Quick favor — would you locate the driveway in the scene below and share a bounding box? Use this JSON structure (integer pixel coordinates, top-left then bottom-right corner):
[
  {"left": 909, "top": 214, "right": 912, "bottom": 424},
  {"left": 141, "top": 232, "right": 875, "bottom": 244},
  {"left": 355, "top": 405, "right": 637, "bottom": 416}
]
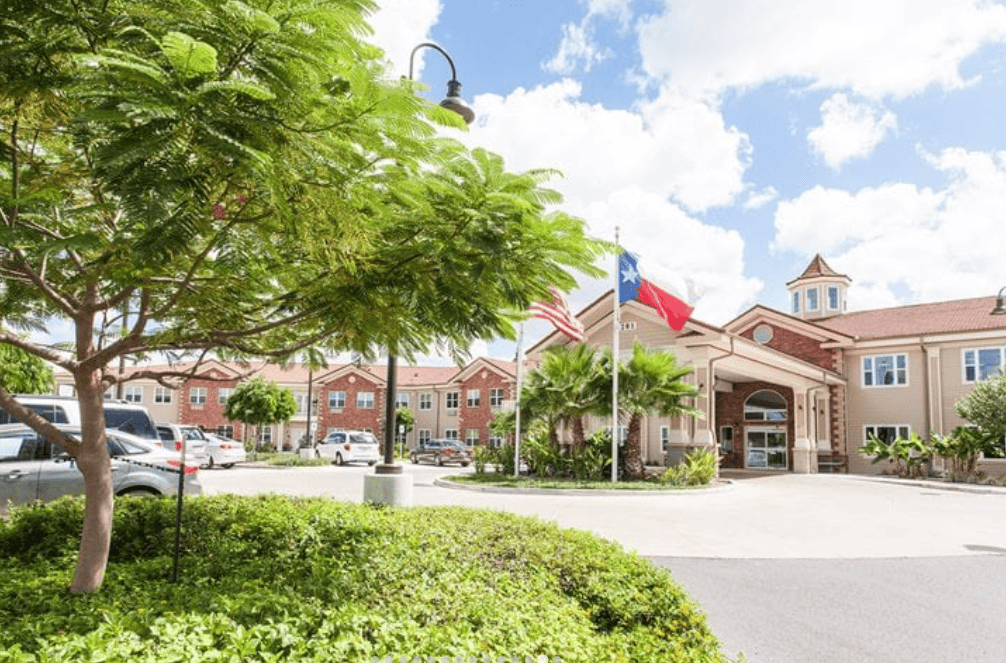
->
[{"left": 200, "top": 467, "right": 1006, "bottom": 662}]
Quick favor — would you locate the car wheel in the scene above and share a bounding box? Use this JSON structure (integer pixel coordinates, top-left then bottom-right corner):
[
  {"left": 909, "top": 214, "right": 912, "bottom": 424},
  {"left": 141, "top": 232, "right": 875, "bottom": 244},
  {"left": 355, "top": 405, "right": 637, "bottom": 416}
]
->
[
  {"left": 335, "top": 452, "right": 345, "bottom": 466},
  {"left": 221, "top": 463, "right": 235, "bottom": 469},
  {"left": 118, "top": 487, "right": 159, "bottom": 497},
  {"left": 207, "top": 456, "right": 215, "bottom": 469},
  {"left": 436, "top": 454, "right": 443, "bottom": 466},
  {"left": 368, "top": 460, "right": 377, "bottom": 466},
  {"left": 461, "top": 462, "right": 470, "bottom": 467},
  {"left": 410, "top": 453, "right": 418, "bottom": 464}
]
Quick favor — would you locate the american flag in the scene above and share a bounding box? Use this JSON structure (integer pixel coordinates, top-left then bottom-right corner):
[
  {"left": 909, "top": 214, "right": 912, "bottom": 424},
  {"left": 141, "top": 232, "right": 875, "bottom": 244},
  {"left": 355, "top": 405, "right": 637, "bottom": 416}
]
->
[{"left": 529, "top": 287, "right": 585, "bottom": 341}]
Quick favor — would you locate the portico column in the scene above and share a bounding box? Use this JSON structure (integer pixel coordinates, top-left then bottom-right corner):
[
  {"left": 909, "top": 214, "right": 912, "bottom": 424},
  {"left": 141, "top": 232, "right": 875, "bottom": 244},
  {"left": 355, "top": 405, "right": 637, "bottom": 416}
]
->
[{"left": 792, "top": 389, "right": 815, "bottom": 473}]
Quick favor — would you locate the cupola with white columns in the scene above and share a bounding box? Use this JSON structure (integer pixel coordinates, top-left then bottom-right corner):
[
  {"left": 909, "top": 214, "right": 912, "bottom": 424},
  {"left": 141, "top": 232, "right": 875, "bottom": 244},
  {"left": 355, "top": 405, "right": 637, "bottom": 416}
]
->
[{"left": 786, "top": 254, "right": 850, "bottom": 321}]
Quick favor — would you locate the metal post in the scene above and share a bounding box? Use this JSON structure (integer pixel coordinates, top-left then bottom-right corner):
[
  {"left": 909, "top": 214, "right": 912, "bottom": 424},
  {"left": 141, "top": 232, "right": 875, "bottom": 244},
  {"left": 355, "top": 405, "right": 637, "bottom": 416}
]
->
[{"left": 375, "top": 353, "right": 401, "bottom": 474}]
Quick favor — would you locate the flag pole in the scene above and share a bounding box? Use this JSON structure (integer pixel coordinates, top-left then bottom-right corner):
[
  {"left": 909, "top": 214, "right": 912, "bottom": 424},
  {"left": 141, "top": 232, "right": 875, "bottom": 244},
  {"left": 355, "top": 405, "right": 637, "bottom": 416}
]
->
[
  {"left": 514, "top": 322, "right": 524, "bottom": 477},
  {"left": 612, "top": 227, "right": 620, "bottom": 482}
]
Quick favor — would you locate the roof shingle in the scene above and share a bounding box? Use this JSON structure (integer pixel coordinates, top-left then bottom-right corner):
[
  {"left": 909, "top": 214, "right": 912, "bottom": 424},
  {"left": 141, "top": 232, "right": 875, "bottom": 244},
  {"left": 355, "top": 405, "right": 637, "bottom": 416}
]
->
[{"left": 815, "top": 296, "right": 1006, "bottom": 340}]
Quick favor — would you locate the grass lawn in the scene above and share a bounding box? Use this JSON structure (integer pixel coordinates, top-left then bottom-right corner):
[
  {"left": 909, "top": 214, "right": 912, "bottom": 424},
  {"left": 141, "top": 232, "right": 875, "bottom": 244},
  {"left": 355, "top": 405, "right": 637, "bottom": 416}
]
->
[
  {"left": 0, "top": 495, "right": 730, "bottom": 662},
  {"left": 447, "top": 471, "right": 718, "bottom": 491}
]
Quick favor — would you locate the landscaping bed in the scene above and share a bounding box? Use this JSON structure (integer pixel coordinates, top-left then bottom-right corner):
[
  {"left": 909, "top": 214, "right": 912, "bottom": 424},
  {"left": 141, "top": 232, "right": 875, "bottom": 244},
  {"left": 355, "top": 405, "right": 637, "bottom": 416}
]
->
[
  {"left": 0, "top": 495, "right": 729, "bottom": 662},
  {"left": 446, "top": 472, "right": 727, "bottom": 492}
]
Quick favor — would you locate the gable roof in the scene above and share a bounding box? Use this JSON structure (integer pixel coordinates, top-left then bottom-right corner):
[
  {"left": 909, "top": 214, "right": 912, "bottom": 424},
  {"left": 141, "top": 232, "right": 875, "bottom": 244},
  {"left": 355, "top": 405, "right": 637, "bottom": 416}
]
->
[
  {"left": 814, "top": 296, "right": 1006, "bottom": 340},
  {"left": 726, "top": 304, "right": 855, "bottom": 344}
]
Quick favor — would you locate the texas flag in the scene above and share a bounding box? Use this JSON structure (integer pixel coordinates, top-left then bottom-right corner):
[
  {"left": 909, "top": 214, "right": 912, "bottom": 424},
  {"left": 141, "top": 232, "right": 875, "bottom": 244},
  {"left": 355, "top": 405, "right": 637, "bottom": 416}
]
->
[{"left": 618, "top": 252, "right": 693, "bottom": 331}]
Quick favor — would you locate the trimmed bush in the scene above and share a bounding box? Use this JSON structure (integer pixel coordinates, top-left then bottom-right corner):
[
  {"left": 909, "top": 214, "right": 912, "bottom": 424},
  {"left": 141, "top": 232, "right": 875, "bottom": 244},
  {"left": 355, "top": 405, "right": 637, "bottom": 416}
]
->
[{"left": 0, "top": 495, "right": 729, "bottom": 662}]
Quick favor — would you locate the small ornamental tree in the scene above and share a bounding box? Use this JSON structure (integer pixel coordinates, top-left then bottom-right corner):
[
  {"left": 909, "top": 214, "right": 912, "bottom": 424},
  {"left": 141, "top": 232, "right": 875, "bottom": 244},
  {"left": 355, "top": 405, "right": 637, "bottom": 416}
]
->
[
  {"left": 955, "top": 372, "right": 1006, "bottom": 442},
  {"left": 395, "top": 406, "right": 414, "bottom": 455},
  {"left": 0, "top": 343, "right": 54, "bottom": 394},
  {"left": 224, "top": 378, "right": 298, "bottom": 451}
]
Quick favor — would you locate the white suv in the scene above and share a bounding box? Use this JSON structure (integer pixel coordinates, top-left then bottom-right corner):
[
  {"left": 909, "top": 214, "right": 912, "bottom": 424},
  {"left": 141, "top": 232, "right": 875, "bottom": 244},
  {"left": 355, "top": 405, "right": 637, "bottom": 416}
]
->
[
  {"left": 155, "top": 424, "right": 212, "bottom": 468},
  {"left": 0, "top": 395, "right": 160, "bottom": 443},
  {"left": 315, "top": 430, "right": 380, "bottom": 466}
]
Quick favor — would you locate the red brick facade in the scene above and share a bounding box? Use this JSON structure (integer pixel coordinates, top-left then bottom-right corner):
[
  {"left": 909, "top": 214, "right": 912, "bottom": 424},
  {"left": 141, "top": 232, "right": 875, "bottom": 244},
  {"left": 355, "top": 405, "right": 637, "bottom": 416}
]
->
[
  {"left": 457, "top": 368, "right": 510, "bottom": 446},
  {"left": 316, "top": 373, "right": 385, "bottom": 436},
  {"left": 740, "top": 324, "right": 835, "bottom": 371},
  {"left": 716, "top": 381, "right": 795, "bottom": 470},
  {"left": 178, "top": 373, "right": 248, "bottom": 440}
]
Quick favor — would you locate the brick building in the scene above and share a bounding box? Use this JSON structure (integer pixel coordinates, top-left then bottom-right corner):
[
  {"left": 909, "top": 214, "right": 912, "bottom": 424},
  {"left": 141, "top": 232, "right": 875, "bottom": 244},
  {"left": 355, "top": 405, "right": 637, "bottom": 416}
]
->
[{"left": 530, "top": 255, "right": 1006, "bottom": 475}]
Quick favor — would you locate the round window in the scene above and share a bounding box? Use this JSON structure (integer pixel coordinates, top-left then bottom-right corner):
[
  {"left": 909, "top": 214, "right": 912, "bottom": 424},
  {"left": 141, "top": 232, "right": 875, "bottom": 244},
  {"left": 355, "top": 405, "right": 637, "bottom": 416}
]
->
[{"left": 753, "top": 324, "right": 773, "bottom": 345}]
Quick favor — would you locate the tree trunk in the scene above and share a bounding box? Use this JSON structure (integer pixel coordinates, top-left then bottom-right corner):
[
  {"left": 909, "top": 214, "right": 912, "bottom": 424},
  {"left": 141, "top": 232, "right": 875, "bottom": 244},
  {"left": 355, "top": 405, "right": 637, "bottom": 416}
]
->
[
  {"left": 572, "top": 417, "right": 586, "bottom": 453},
  {"left": 625, "top": 415, "right": 644, "bottom": 480},
  {"left": 70, "top": 373, "right": 114, "bottom": 594}
]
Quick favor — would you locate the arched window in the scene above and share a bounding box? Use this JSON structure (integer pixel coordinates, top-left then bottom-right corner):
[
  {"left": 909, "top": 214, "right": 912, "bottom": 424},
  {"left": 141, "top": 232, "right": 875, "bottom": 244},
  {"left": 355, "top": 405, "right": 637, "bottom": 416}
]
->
[{"left": 744, "top": 390, "right": 787, "bottom": 421}]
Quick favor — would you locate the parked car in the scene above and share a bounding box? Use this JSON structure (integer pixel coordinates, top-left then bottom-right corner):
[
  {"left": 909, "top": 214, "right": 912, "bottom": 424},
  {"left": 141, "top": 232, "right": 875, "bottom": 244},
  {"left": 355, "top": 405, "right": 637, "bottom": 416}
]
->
[
  {"left": 410, "top": 439, "right": 472, "bottom": 466},
  {"left": 155, "top": 423, "right": 211, "bottom": 468},
  {"left": 204, "top": 433, "right": 247, "bottom": 469},
  {"left": 0, "top": 395, "right": 160, "bottom": 443},
  {"left": 315, "top": 430, "right": 380, "bottom": 466},
  {"left": 0, "top": 423, "right": 202, "bottom": 507}
]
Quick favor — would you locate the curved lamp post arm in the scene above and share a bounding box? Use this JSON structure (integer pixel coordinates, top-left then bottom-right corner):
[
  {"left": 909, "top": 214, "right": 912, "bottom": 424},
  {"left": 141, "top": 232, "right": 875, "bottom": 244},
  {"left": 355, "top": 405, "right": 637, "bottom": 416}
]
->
[{"left": 407, "top": 42, "right": 475, "bottom": 125}]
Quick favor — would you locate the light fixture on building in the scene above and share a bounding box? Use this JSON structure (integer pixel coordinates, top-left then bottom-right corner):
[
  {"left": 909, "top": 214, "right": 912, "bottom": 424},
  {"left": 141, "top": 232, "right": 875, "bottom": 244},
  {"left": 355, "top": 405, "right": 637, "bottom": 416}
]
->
[{"left": 992, "top": 286, "right": 1006, "bottom": 315}]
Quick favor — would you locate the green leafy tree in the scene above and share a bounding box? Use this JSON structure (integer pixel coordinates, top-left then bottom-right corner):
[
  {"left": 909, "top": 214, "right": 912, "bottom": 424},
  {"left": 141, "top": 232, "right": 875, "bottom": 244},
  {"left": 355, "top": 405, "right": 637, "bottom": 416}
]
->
[
  {"left": 0, "top": 0, "right": 604, "bottom": 593},
  {"left": 224, "top": 377, "right": 297, "bottom": 451},
  {"left": 955, "top": 372, "right": 1006, "bottom": 442},
  {"left": 395, "top": 406, "right": 414, "bottom": 456},
  {"left": 520, "top": 343, "right": 600, "bottom": 451},
  {"left": 0, "top": 343, "right": 53, "bottom": 393},
  {"left": 594, "top": 341, "right": 703, "bottom": 480}
]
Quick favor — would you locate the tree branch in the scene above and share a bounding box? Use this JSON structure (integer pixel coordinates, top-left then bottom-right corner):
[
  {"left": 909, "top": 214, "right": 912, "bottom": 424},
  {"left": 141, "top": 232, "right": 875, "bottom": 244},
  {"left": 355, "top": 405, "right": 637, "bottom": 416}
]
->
[{"left": 0, "top": 332, "right": 76, "bottom": 371}]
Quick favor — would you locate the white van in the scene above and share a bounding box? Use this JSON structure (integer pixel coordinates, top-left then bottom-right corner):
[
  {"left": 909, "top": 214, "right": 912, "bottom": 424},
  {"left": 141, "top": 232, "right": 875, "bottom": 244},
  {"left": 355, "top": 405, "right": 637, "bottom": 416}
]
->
[{"left": 0, "top": 395, "right": 161, "bottom": 444}]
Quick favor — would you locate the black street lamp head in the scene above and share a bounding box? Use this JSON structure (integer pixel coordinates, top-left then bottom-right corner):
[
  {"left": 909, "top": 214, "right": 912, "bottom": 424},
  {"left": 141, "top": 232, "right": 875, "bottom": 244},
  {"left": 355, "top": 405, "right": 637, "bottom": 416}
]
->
[
  {"left": 440, "top": 79, "right": 475, "bottom": 124},
  {"left": 408, "top": 42, "right": 475, "bottom": 125},
  {"left": 992, "top": 286, "right": 1006, "bottom": 315}
]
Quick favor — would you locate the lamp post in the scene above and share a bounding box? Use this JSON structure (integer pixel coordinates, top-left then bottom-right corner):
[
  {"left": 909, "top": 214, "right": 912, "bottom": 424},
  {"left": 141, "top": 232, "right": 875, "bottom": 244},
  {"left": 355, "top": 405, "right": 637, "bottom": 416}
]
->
[
  {"left": 991, "top": 287, "right": 1006, "bottom": 315},
  {"left": 366, "top": 43, "right": 475, "bottom": 498}
]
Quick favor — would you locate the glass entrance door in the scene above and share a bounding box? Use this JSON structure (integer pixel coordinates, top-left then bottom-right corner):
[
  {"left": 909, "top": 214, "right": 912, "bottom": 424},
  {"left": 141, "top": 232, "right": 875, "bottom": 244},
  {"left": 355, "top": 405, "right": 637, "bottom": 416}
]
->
[{"left": 745, "top": 427, "right": 787, "bottom": 470}]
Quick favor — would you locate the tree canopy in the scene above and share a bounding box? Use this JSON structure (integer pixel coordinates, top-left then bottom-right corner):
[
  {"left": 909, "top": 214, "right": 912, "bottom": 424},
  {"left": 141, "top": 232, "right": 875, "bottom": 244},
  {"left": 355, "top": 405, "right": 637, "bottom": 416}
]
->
[
  {"left": 0, "top": 0, "right": 605, "bottom": 593},
  {"left": 223, "top": 377, "right": 298, "bottom": 447},
  {"left": 955, "top": 373, "right": 1006, "bottom": 441},
  {"left": 0, "top": 342, "right": 54, "bottom": 393}
]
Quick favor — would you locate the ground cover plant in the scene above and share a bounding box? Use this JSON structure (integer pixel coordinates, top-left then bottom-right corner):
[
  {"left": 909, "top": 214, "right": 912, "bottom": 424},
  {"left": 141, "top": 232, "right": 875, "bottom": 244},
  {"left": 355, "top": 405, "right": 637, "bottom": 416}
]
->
[
  {"left": 449, "top": 472, "right": 716, "bottom": 491},
  {"left": 0, "top": 495, "right": 729, "bottom": 662}
]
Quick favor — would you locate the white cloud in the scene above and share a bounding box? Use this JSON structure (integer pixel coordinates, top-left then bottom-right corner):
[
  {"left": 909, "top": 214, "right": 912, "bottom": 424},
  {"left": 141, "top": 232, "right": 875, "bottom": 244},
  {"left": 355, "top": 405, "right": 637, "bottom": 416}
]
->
[
  {"left": 636, "top": 0, "right": 1006, "bottom": 99},
  {"left": 544, "top": 22, "right": 612, "bottom": 74},
  {"left": 808, "top": 94, "right": 897, "bottom": 170},
  {"left": 364, "top": 0, "right": 442, "bottom": 76},
  {"left": 772, "top": 147, "right": 1006, "bottom": 309},
  {"left": 743, "top": 186, "right": 778, "bottom": 210}
]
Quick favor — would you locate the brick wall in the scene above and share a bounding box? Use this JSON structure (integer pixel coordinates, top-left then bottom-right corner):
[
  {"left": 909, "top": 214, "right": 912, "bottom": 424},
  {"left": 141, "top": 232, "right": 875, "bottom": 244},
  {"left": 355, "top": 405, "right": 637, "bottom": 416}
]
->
[
  {"left": 715, "top": 381, "right": 795, "bottom": 470},
  {"left": 315, "top": 373, "right": 383, "bottom": 435},
  {"left": 178, "top": 375, "right": 245, "bottom": 438},
  {"left": 741, "top": 324, "right": 835, "bottom": 371},
  {"left": 458, "top": 369, "right": 510, "bottom": 447}
]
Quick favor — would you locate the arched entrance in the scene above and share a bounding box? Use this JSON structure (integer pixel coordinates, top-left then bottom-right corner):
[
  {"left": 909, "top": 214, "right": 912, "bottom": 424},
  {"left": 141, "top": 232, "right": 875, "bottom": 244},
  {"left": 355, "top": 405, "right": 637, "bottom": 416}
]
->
[{"left": 744, "top": 390, "right": 787, "bottom": 470}]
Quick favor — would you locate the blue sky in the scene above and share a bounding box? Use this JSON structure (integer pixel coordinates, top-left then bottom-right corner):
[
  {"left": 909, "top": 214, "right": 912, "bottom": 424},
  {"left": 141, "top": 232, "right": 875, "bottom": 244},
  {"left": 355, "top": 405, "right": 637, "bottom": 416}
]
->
[{"left": 365, "top": 0, "right": 1006, "bottom": 360}]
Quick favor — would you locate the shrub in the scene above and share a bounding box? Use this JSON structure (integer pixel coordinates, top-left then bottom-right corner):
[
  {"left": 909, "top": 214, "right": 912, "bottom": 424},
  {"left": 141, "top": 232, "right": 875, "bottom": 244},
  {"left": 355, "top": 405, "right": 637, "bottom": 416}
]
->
[
  {"left": 858, "top": 432, "right": 931, "bottom": 478},
  {"left": 931, "top": 426, "right": 1003, "bottom": 481},
  {"left": 661, "top": 448, "right": 718, "bottom": 486},
  {"left": 473, "top": 445, "right": 489, "bottom": 474},
  {"left": 0, "top": 495, "right": 729, "bottom": 662}
]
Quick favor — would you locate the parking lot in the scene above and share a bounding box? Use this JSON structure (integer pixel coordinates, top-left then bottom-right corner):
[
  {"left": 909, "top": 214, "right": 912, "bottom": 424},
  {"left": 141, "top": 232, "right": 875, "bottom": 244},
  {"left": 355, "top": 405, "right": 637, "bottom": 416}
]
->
[{"left": 200, "top": 465, "right": 1006, "bottom": 663}]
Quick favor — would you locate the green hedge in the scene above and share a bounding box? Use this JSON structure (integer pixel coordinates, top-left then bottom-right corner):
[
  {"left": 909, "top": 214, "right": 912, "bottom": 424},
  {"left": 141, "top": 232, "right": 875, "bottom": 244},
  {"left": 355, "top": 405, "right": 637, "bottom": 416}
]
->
[{"left": 0, "top": 495, "right": 728, "bottom": 662}]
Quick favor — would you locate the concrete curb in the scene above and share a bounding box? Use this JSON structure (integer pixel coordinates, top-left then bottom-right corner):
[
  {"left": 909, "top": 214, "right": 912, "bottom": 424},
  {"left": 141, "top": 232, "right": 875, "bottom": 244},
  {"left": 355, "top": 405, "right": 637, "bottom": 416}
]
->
[
  {"left": 848, "top": 474, "right": 1006, "bottom": 496},
  {"left": 434, "top": 476, "right": 734, "bottom": 496}
]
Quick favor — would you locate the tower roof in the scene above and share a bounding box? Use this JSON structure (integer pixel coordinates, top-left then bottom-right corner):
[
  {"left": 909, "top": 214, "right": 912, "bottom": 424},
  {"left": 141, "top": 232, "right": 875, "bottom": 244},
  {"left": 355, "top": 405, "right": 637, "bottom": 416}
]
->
[{"left": 786, "top": 254, "right": 849, "bottom": 285}]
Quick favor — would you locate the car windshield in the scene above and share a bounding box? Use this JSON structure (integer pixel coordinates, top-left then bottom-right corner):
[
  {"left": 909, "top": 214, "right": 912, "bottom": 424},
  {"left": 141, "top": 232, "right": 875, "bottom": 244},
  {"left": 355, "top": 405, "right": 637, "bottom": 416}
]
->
[
  {"left": 105, "top": 408, "right": 158, "bottom": 440},
  {"left": 182, "top": 428, "right": 206, "bottom": 440},
  {"left": 349, "top": 433, "right": 378, "bottom": 445}
]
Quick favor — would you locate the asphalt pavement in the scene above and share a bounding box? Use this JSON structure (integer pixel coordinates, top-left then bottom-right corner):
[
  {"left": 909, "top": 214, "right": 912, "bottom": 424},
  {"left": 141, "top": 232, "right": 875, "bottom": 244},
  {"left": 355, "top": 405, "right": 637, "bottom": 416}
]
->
[{"left": 199, "top": 464, "right": 1006, "bottom": 663}]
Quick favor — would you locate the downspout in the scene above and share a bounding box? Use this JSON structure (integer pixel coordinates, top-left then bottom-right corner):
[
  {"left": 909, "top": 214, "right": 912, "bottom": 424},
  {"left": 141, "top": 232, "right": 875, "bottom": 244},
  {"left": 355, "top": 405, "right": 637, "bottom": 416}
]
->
[{"left": 920, "top": 336, "right": 935, "bottom": 474}]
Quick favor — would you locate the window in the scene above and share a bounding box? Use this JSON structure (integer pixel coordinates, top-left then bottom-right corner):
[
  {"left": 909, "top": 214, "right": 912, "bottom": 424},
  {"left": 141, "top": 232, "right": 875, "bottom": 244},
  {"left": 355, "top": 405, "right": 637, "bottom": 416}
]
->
[
  {"left": 295, "top": 393, "right": 308, "bottom": 415},
  {"left": 155, "top": 386, "right": 172, "bottom": 404},
  {"left": 395, "top": 393, "right": 409, "bottom": 409},
  {"left": 792, "top": 291, "right": 800, "bottom": 314},
  {"left": 720, "top": 426, "right": 734, "bottom": 453},
  {"left": 218, "top": 388, "right": 233, "bottom": 405},
  {"left": 124, "top": 386, "right": 143, "bottom": 403},
  {"left": 189, "top": 387, "right": 207, "bottom": 405},
  {"left": 446, "top": 392, "right": 459, "bottom": 410},
  {"left": 489, "top": 435, "right": 503, "bottom": 448},
  {"left": 57, "top": 384, "right": 75, "bottom": 397},
  {"left": 828, "top": 286, "right": 839, "bottom": 310},
  {"left": 660, "top": 426, "right": 670, "bottom": 453},
  {"left": 444, "top": 429, "right": 458, "bottom": 441},
  {"left": 863, "top": 354, "right": 907, "bottom": 387},
  {"left": 744, "top": 390, "right": 787, "bottom": 421},
  {"left": 419, "top": 393, "right": 432, "bottom": 411},
  {"left": 963, "top": 347, "right": 1005, "bottom": 383},
  {"left": 864, "top": 425, "right": 910, "bottom": 444},
  {"left": 467, "top": 389, "right": 480, "bottom": 408},
  {"left": 418, "top": 429, "right": 431, "bottom": 444},
  {"left": 465, "top": 429, "right": 479, "bottom": 447},
  {"left": 356, "top": 391, "right": 374, "bottom": 409},
  {"left": 806, "top": 287, "right": 818, "bottom": 311},
  {"left": 490, "top": 388, "right": 505, "bottom": 408},
  {"left": 261, "top": 426, "right": 272, "bottom": 445},
  {"left": 329, "top": 390, "right": 346, "bottom": 409},
  {"left": 216, "top": 425, "right": 234, "bottom": 438}
]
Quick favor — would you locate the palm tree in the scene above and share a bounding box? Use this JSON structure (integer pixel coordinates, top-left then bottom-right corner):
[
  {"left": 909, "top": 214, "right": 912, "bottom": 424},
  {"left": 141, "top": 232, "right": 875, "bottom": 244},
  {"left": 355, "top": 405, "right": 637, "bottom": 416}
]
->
[
  {"left": 595, "top": 341, "right": 702, "bottom": 479},
  {"left": 520, "top": 343, "right": 600, "bottom": 451}
]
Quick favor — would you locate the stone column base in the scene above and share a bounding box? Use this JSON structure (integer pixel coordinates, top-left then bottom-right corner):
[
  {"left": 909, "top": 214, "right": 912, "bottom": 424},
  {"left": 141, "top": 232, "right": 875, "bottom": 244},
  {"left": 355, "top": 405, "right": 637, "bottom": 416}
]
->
[{"left": 363, "top": 473, "right": 414, "bottom": 506}]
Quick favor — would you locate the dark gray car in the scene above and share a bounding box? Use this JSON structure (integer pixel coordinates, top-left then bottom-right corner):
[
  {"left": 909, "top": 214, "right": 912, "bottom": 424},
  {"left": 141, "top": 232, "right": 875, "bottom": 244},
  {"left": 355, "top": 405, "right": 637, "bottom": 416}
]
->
[{"left": 410, "top": 439, "right": 472, "bottom": 466}]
